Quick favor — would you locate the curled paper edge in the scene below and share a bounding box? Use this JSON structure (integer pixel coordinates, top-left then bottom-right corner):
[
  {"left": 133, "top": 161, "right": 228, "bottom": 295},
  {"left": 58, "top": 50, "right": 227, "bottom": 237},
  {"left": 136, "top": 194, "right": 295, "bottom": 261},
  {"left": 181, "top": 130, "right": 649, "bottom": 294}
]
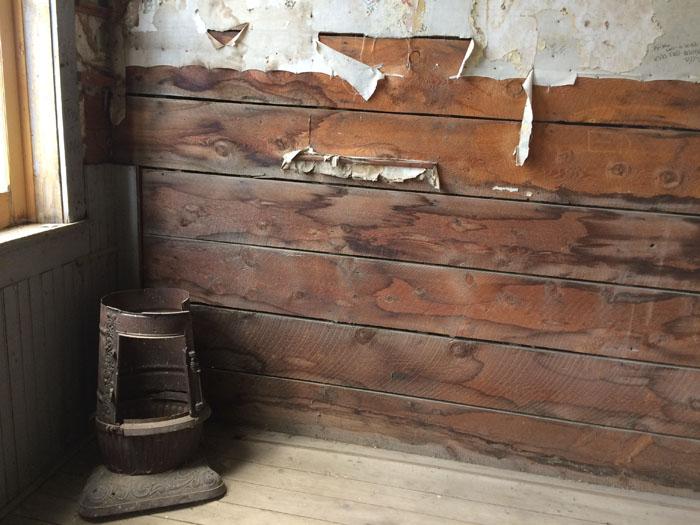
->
[
  {"left": 514, "top": 69, "right": 534, "bottom": 167},
  {"left": 449, "top": 39, "right": 476, "bottom": 79},
  {"left": 314, "top": 40, "right": 385, "bottom": 101}
]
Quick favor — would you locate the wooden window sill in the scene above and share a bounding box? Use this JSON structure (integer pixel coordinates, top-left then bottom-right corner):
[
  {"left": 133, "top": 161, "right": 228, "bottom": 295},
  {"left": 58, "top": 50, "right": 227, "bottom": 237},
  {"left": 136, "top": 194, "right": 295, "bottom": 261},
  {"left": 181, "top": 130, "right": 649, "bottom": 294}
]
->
[{"left": 0, "top": 221, "right": 90, "bottom": 287}]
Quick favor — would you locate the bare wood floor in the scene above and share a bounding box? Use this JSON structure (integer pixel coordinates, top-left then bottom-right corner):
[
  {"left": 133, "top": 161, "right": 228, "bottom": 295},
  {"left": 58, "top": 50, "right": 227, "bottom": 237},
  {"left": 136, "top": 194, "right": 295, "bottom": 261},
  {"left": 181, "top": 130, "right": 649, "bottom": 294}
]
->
[{"left": 2, "top": 425, "right": 699, "bottom": 525}]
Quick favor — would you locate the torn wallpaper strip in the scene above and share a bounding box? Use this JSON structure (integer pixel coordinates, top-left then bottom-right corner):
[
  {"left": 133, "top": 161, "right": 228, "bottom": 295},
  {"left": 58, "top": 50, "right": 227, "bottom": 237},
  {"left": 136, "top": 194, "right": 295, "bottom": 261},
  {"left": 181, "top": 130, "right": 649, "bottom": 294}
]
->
[
  {"left": 514, "top": 70, "right": 534, "bottom": 167},
  {"left": 450, "top": 39, "right": 476, "bottom": 80},
  {"left": 282, "top": 147, "right": 440, "bottom": 189},
  {"left": 314, "top": 41, "right": 384, "bottom": 101}
]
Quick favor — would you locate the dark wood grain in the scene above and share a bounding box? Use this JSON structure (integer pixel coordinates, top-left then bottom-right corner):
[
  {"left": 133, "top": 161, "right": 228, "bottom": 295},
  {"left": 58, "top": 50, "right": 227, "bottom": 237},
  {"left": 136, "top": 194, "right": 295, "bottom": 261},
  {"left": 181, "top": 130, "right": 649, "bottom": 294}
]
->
[
  {"left": 204, "top": 370, "right": 700, "bottom": 494},
  {"left": 126, "top": 36, "right": 700, "bottom": 130},
  {"left": 81, "top": 87, "right": 112, "bottom": 165},
  {"left": 144, "top": 236, "right": 700, "bottom": 367},
  {"left": 143, "top": 170, "right": 700, "bottom": 291},
  {"left": 193, "top": 305, "right": 700, "bottom": 438},
  {"left": 114, "top": 97, "right": 700, "bottom": 213}
]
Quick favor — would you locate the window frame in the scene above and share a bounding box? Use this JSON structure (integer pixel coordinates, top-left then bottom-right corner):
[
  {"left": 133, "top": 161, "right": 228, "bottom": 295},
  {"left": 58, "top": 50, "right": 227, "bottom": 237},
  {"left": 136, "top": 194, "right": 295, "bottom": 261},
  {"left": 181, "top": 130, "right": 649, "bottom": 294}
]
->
[
  {"left": 0, "top": 0, "right": 32, "bottom": 229},
  {"left": 1, "top": 0, "right": 84, "bottom": 232}
]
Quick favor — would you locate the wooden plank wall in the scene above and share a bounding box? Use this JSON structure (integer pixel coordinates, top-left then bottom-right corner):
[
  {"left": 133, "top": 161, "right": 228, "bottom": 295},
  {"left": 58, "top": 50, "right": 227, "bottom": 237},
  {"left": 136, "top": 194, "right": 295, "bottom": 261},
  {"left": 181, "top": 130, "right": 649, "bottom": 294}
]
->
[
  {"left": 114, "top": 35, "right": 700, "bottom": 495},
  {"left": 0, "top": 167, "right": 138, "bottom": 513}
]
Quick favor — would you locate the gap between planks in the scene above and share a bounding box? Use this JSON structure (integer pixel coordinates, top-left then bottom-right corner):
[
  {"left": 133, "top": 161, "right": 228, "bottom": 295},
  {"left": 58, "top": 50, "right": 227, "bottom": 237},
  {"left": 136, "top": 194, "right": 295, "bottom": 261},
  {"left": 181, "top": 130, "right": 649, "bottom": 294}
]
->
[
  {"left": 136, "top": 164, "right": 700, "bottom": 220},
  {"left": 144, "top": 229, "right": 700, "bottom": 298},
  {"left": 191, "top": 302, "right": 700, "bottom": 373}
]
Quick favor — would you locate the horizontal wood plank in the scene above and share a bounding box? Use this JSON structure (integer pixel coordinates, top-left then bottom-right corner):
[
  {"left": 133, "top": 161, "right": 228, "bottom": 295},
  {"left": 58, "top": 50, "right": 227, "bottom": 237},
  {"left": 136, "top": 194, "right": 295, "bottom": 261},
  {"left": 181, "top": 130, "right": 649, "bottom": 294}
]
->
[
  {"left": 144, "top": 236, "right": 700, "bottom": 367},
  {"left": 204, "top": 370, "right": 700, "bottom": 494},
  {"left": 143, "top": 169, "right": 700, "bottom": 291},
  {"left": 126, "top": 36, "right": 700, "bottom": 130},
  {"left": 115, "top": 97, "right": 700, "bottom": 213},
  {"left": 193, "top": 305, "right": 700, "bottom": 438}
]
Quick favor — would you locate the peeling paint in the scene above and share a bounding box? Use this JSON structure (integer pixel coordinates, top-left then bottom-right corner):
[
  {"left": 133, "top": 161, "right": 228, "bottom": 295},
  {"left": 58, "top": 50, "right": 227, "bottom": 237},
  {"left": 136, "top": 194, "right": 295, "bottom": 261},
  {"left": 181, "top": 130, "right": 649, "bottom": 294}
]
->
[
  {"left": 76, "top": 1, "right": 132, "bottom": 126},
  {"left": 492, "top": 185, "right": 520, "bottom": 193},
  {"left": 282, "top": 147, "right": 440, "bottom": 189},
  {"left": 75, "top": 12, "right": 110, "bottom": 73}
]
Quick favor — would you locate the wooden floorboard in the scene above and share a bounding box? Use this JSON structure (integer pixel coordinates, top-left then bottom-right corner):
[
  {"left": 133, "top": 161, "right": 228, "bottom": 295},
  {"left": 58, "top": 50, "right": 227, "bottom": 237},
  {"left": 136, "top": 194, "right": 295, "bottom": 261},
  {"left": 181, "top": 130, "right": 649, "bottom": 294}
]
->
[
  {"left": 205, "top": 431, "right": 700, "bottom": 525},
  {"left": 2, "top": 425, "right": 699, "bottom": 525}
]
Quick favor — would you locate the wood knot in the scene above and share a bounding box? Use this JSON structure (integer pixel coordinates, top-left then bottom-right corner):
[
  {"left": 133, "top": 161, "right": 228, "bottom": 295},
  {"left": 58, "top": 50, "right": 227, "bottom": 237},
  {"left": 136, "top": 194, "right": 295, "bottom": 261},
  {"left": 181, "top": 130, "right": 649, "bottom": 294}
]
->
[
  {"left": 449, "top": 341, "right": 476, "bottom": 358},
  {"left": 213, "top": 140, "right": 232, "bottom": 157},
  {"left": 179, "top": 204, "right": 206, "bottom": 226},
  {"left": 657, "top": 170, "right": 683, "bottom": 189},
  {"left": 505, "top": 78, "right": 523, "bottom": 97},
  {"left": 555, "top": 150, "right": 575, "bottom": 164},
  {"left": 450, "top": 218, "right": 468, "bottom": 232},
  {"left": 354, "top": 328, "right": 376, "bottom": 345},
  {"left": 390, "top": 371, "right": 408, "bottom": 381},
  {"left": 607, "top": 162, "right": 630, "bottom": 177}
]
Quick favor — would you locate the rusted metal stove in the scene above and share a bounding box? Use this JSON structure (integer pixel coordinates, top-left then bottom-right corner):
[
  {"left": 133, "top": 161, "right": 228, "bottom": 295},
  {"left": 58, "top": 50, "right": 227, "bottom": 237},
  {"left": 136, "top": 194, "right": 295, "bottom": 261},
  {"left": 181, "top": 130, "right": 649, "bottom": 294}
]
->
[{"left": 79, "top": 289, "right": 225, "bottom": 519}]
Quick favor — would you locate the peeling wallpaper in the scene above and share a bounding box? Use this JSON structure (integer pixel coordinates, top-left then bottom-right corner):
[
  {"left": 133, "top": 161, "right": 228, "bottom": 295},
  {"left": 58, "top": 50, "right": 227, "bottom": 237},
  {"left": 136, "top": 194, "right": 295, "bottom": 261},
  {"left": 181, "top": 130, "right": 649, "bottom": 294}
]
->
[
  {"left": 120, "top": 0, "right": 699, "bottom": 167},
  {"left": 126, "top": 0, "right": 700, "bottom": 93},
  {"left": 125, "top": 0, "right": 472, "bottom": 99},
  {"left": 465, "top": 0, "right": 698, "bottom": 86}
]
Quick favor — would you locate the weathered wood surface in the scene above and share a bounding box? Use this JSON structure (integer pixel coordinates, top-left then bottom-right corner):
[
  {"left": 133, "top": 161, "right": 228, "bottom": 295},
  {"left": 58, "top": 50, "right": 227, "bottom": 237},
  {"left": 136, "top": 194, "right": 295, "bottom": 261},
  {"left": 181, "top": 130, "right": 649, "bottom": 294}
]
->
[
  {"left": 81, "top": 88, "right": 112, "bottom": 165},
  {"left": 2, "top": 287, "right": 31, "bottom": 491},
  {"left": 126, "top": 36, "right": 700, "bottom": 130},
  {"left": 0, "top": 297, "right": 18, "bottom": 506},
  {"left": 0, "top": 223, "right": 89, "bottom": 289},
  {"left": 0, "top": 169, "right": 138, "bottom": 513},
  {"left": 204, "top": 370, "right": 700, "bottom": 493},
  {"left": 143, "top": 170, "right": 700, "bottom": 291},
  {"left": 8, "top": 427, "right": 700, "bottom": 525},
  {"left": 115, "top": 97, "right": 700, "bottom": 213},
  {"left": 204, "top": 430, "right": 700, "bottom": 521},
  {"left": 52, "top": 0, "right": 86, "bottom": 221},
  {"left": 193, "top": 305, "right": 700, "bottom": 438},
  {"left": 143, "top": 236, "right": 700, "bottom": 367}
]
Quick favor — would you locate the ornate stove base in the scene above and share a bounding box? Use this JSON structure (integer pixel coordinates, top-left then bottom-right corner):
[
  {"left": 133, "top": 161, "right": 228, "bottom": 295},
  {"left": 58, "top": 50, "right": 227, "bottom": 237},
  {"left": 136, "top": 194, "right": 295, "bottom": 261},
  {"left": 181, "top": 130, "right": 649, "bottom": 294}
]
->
[{"left": 78, "top": 457, "right": 226, "bottom": 519}]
